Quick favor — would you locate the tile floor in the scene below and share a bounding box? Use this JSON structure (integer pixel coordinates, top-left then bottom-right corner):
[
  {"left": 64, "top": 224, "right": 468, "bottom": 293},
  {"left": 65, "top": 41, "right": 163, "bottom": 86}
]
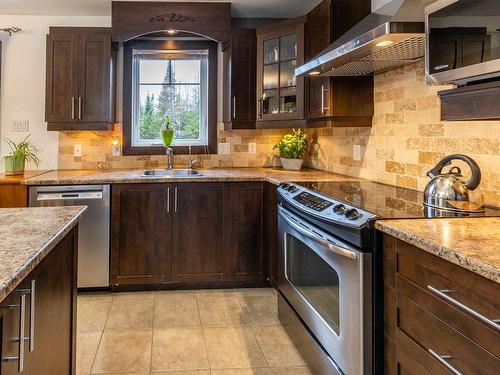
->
[{"left": 76, "top": 288, "right": 312, "bottom": 375}]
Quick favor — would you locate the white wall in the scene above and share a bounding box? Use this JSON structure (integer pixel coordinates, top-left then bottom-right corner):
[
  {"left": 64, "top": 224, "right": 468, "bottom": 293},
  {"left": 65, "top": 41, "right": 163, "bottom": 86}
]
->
[{"left": 0, "top": 15, "right": 110, "bottom": 170}]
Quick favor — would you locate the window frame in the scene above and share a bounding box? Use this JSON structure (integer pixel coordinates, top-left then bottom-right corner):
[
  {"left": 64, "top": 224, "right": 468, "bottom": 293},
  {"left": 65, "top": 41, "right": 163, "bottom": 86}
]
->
[{"left": 123, "top": 40, "right": 218, "bottom": 156}]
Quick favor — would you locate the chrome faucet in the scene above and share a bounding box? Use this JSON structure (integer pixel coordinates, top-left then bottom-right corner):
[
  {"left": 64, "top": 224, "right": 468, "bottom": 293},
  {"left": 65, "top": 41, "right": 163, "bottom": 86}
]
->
[
  {"left": 166, "top": 147, "right": 174, "bottom": 170},
  {"left": 188, "top": 159, "right": 198, "bottom": 171}
]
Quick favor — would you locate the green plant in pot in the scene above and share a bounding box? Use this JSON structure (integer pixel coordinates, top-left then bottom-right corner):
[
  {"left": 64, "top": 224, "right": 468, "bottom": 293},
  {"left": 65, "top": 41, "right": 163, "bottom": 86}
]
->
[
  {"left": 273, "top": 129, "right": 308, "bottom": 171},
  {"left": 1, "top": 135, "right": 41, "bottom": 176},
  {"left": 160, "top": 116, "right": 176, "bottom": 147}
]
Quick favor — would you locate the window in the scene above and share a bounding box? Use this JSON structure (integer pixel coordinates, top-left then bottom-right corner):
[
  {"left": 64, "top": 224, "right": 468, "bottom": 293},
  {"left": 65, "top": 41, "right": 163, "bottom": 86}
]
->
[{"left": 132, "top": 49, "right": 209, "bottom": 147}]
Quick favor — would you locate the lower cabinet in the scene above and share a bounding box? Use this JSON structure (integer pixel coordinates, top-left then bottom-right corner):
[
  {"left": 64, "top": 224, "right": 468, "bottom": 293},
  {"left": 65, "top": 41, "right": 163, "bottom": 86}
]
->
[
  {"left": 383, "top": 234, "right": 500, "bottom": 375},
  {"left": 263, "top": 182, "right": 278, "bottom": 286},
  {"left": 111, "top": 184, "right": 171, "bottom": 286},
  {"left": 110, "top": 182, "right": 269, "bottom": 289},
  {"left": 1, "top": 228, "right": 77, "bottom": 375},
  {"left": 171, "top": 183, "right": 225, "bottom": 283}
]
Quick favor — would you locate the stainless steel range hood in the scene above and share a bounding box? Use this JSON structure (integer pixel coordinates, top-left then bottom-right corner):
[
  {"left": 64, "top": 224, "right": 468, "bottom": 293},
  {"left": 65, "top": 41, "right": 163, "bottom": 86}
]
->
[{"left": 296, "top": 0, "right": 436, "bottom": 77}]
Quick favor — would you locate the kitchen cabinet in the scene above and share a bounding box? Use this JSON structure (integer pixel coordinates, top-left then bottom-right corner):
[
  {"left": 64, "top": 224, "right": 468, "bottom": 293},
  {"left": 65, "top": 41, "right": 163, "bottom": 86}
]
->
[
  {"left": 111, "top": 184, "right": 171, "bottom": 286},
  {"left": 171, "top": 183, "right": 226, "bottom": 283},
  {"left": 46, "top": 27, "right": 116, "bottom": 131},
  {"left": 263, "top": 182, "right": 278, "bottom": 287},
  {"left": 256, "top": 17, "right": 306, "bottom": 128},
  {"left": 1, "top": 228, "right": 77, "bottom": 375},
  {"left": 305, "top": 0, "right": 373, "bottom": 127},
  {"left": 223, "top": 29, "right": 257, "bottom": 130},
  {"left": 226, "top": 182, "right": 265, "bottom": 283},
  {"left": 383, "top": 234, "right": 500, "bottom": 374}
]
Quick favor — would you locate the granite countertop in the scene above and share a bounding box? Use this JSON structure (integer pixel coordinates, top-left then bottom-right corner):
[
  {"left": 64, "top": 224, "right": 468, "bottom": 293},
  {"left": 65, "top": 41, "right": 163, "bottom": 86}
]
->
[
  {"left": 0, "top": 170, "right": 50, "bottom": 185},
  {"left": 0, "top": 206, "right": 87, "bottom": 302},
  {"left": 21, "top": 167, "right": 359, "bottom": 186},
  {"left": 375, "top": 218, "right": 500, "bottom": 284}
]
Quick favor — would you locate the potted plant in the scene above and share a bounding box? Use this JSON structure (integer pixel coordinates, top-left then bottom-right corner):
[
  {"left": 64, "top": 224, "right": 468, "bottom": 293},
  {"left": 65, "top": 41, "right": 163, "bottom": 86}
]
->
[
  {"left": 273, "top": 129, "right": 308, "bottom": 171},
  {"left": 1, "top": 135, "right": 41, "bottom": 175},
  {"left": 160, "top": 116, "right": 176, "bottom": 147}
]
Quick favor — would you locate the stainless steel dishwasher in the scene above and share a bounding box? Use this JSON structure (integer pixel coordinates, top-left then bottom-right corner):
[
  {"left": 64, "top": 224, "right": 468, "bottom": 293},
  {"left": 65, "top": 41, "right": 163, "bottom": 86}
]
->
[{"left": 29, "top": 185, "right": 110, "bottom": 288}]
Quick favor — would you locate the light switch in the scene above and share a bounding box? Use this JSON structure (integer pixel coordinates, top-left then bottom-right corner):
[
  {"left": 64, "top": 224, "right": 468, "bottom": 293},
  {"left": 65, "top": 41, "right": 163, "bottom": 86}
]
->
[
  {"left": 353, "top": 145, "right": 362, "bottom": 161},
  {"left": 248, "top": 143, "right": 256, "bottom": 154},
  {"left": 74, "top": 144, "right": 82, "bottom": 157},
  {"left": 218, "top": 143, "right": 230, "bottom": 155},
  {"left": 11, "top": 119, "right": 29, "bottom": 132}
]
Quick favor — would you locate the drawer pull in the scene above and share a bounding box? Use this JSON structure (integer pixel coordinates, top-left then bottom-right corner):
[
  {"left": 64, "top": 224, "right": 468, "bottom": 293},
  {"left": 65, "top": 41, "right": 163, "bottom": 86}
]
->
[
  {"left": 428, "top": 349, "right": 462, "bottom": 375},
  {"left": 427, "top": 285, "right": 500, "bottom": 330}
]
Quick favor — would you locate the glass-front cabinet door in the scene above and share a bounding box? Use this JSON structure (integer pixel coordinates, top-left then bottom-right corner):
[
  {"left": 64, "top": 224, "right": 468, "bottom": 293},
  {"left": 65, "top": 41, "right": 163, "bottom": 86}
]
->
[{"left": 257, "top": 18, "right": 305, "bottom": 125}]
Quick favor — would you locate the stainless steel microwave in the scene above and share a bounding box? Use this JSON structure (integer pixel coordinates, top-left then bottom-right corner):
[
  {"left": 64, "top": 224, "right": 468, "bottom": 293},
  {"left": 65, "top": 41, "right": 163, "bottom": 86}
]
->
[{"left": 425, "top": 0, "right": 500, "bottom": 85}]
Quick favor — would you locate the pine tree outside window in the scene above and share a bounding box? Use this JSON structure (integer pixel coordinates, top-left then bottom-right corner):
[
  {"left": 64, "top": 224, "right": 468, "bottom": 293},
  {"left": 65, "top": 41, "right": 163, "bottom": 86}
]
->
[{"left": 131, "top": 49, "right": 209, "bottom": 147}]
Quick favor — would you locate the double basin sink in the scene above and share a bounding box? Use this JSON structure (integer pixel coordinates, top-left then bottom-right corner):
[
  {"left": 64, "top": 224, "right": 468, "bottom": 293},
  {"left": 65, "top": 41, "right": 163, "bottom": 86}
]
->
[{"left": 141, "top": 169, "right": 203, "bottom": 178}]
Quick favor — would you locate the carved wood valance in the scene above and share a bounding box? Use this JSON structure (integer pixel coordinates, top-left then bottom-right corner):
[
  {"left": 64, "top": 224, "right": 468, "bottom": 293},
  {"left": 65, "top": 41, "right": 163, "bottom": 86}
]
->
[{"left": 112, "top": 1, "right": 231, "bottom": 43}]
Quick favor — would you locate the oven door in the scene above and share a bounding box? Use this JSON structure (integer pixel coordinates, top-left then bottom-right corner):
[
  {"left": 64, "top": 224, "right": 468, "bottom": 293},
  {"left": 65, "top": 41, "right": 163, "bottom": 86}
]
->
[{"left": 278, "top": 206, "right": 371, "bottom": 375}]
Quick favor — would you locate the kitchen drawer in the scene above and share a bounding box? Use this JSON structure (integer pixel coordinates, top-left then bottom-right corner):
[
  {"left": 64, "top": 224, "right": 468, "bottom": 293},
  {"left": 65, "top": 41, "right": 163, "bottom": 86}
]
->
[
  {"left": 397, "top": 329, "right": 446, "bottom": 375},
  {"left": 397, "top": 242, "right": 500, "bottom": 356},
  {"left": 398, "top": 292, "right": 500, "bottom": 374}
]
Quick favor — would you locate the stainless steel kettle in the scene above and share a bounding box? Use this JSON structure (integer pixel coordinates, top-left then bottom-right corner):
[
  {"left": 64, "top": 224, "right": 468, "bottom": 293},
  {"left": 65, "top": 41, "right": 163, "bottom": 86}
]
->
[{"left": 424, "top": 154, "right": 485, "bottom": 213}]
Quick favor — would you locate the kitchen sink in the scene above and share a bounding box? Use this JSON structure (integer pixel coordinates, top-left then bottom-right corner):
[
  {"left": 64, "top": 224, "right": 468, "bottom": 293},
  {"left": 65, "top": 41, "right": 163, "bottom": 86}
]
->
[{"left": 141, "top": 169, "right": 203, "bottom": 177}]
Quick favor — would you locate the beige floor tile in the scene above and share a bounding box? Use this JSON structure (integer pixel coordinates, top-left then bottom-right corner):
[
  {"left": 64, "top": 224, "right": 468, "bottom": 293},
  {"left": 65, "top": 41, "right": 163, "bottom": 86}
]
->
[
  {"left": 151, "top": 328, "right": 209, "bottom": 371},
  {"left": 236, "top": 288, "right": 277, "bottom": 299},
  {"left": 92, "top": 329, "right": 152, "bottom": 373},
  {"left": 77, "top": 294, "right": 112, "bottom": 332},
  {"left": 154, "top": 294, "right": 201, "bottom": 328},
  {"left": 106, "top": 293, "right": 154, "bottom": 330},
  {"left": 197, "top": 295, "right": 248, "bottom": 326},
  {"left": 154, "top": 370, "right": 211, "bottom": 375},
  {"left": 238, "top": 295, "right": 279, "bottom": 326},
  {"left": 268, "top": 366, "right": 313, "bottom": 375},
  {"left": 76, "top": 331, "right": 101, "bottom": 375},
  {"left": 194, "top": 289, "right": 240, "bottom": 298},
  {"left": 252, "top": 326, "right": 307, "bottom": 367},
  {"left": 211, "top": 369, "right": 271, "bottom": 375},
  {"left": 204, "top": 326, "right": 268, "bottom": 369}
]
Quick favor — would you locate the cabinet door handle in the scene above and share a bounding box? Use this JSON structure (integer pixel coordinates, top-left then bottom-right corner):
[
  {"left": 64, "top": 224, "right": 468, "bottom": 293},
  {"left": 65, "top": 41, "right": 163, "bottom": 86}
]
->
[
  {"left": 427, "top": 285, "right": 500, "bottom": 330},
  {"left": 167, "top": 187, "right": 170, "bottom": 213},
  {"left": 174, "top": 187, "right": 178, "bottom": 213},
  {"left": 233, "top": 96, "right": 237, "bottom": 119},
  {"left": 2, "top": 294, "right": 26, "bottom": 371},
  {"left": 321, "top": 85, "right": 329, "bottom": 114},
  {"left": 258, "top": 98, "right": 263, "bottom": 118},
  {"left": 428, "top": 349, "right": 462, "bottom": 375},
  {"left": 29, "top": 280, "right": 35, "bottom": 352},
  {"left": 78, "top": 97, "right": 82, "bottom": 120},
  {"left": 71, "top": 97, "right": 75, "bottom": 120}
]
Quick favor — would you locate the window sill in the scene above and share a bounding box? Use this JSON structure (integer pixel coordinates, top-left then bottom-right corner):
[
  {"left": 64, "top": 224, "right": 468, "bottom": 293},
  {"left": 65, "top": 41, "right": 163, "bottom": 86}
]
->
[{"left": 123, "top": 144, "right": 216, "bottom": 156}]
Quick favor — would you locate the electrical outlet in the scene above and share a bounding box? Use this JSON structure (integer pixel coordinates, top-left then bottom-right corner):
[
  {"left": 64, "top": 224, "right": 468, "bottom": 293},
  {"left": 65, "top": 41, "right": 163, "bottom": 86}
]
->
[
  {"left": 218, "top": 142, "right": 230, "bottom": 155},
  {"left": 248, "top": 142, "right": 256, "bottom": 155},
  {"left": 74, "top": 144, "right": 82, "bottom": 157},
  {"left": 353, "top": 144, "right": 362, "bottom": 161},
  {"left": 11, "top": 119, "right": 29, "bottom": 132}
]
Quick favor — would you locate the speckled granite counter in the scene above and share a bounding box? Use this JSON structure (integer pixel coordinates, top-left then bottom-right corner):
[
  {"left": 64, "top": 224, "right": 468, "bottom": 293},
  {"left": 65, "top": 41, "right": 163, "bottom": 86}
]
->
[
  {"left": 375, "top": 218, "right": 500, "bottom": 284},
  {"left": 21, "top": 167, "right": 358, "bottom": 186},
  {"left": 0, "top": 206, "right": 86, "bottom": 302}
]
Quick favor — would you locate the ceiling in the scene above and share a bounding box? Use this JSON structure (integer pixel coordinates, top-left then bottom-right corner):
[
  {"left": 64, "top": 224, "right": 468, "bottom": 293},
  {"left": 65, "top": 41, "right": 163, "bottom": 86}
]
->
[{"left": 0, "top": 0, "right": 323, "bottom": 18}]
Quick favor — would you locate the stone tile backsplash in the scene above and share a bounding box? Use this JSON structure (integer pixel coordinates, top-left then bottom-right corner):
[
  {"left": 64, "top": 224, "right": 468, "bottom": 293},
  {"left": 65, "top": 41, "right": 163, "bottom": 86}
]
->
[{"left": 58, "top": 61, "right": 500, "bottom": 206}]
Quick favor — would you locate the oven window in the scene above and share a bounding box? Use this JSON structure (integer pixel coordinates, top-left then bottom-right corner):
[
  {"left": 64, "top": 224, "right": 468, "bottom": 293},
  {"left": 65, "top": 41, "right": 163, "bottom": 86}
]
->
[{"left": 286, "top": 233, "right": 340, "bottom": 335}]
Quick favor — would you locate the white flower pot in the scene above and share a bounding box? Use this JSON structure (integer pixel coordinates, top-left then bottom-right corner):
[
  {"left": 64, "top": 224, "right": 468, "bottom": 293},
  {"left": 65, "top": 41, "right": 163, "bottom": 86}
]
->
[{"left": 280, "top": 158, "right": 304, "bottom": 171}]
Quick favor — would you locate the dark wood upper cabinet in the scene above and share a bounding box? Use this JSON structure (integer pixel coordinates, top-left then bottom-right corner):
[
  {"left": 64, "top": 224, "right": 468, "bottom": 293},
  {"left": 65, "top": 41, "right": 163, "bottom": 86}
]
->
[
  {"left": 305, "top": 0, "right": 374, "bottom": 127},
  {"left": 225, "top": 182, "right": 264, "bottom": 282},
  {"left": 111, "top": 184, "right": 172, "bottom": 286},
  {"left": 46, "top": 27, "right": 116, "bottom": 131},
  {"left": 256, "top": 17, "right": 306, "bottom": 129},
  {"left": 223, "top": 29, "right": 257, "bottom": 130},
  {"left": 171, "top": 183, "right": 226, "bottom": 283}
]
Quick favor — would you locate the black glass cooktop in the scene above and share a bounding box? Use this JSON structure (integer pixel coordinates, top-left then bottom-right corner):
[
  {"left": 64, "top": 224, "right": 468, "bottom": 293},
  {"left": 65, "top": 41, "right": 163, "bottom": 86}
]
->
[{"left": 295, "top": 180, "right": 500, "bottom": 219}]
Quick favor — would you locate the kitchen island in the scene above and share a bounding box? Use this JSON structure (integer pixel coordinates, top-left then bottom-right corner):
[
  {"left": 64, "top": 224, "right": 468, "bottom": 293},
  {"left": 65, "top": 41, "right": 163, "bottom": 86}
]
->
[{"left": 0, "top": 206, "right": 86, "bottom": 374}]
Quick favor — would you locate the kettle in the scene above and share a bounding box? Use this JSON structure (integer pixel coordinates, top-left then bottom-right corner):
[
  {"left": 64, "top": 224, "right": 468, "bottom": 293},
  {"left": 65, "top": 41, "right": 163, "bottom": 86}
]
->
[{"left": 424, "top": 154, "right": 485, "bottom": 213}]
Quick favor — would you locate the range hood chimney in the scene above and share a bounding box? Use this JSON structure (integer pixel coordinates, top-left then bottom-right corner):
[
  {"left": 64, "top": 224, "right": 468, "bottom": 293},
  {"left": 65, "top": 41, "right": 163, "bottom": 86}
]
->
[{"left": 296, "top": 0, "right": 436, "bottom": 77}]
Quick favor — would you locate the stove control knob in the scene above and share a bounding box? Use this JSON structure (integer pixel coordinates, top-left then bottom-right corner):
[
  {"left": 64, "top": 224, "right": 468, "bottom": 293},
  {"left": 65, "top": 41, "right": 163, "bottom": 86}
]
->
[
  {"left": 345, "top": 208, "right": 361, "bottom": 220},
  {"left": 281, "top": 183, "right": 290, "bottom": 190},
  {"left": 332, "top": 204, "right": 346, "bottom": 214},
  {"left": 288, "top": 185, "right": 298, "bottom": 193}
]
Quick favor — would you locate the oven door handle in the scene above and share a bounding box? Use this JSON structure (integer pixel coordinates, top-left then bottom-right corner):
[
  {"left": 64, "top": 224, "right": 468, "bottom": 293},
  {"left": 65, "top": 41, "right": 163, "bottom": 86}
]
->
[{"left": 279, "top": 210, "right": 357, "bottom": 260}]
